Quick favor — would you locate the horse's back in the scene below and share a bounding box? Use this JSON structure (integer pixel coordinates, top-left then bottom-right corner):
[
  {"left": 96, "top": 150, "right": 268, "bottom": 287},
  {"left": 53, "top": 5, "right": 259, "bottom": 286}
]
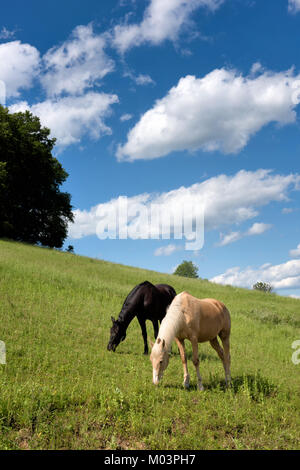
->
[
  {"left": 141, "top": 283, "right": 176, "bottom": 320},
  {"left": 178, "top": 292, "right": 230, "bottom": 341},
  {"left": 200, "top": 298, "right": 231, "bottom": 334}
]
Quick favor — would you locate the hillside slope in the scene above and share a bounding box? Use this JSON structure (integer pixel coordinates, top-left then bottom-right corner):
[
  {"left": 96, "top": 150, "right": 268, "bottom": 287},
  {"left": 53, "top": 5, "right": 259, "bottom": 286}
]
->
[{"left": 0, "top": 239, "right": 299, "bottom": 450}]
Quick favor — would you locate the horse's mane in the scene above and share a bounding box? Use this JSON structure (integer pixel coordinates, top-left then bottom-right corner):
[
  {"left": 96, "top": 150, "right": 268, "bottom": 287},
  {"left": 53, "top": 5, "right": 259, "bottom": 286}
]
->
[{"left": 157, "top": 293, "right": 185, "bottom": 350}]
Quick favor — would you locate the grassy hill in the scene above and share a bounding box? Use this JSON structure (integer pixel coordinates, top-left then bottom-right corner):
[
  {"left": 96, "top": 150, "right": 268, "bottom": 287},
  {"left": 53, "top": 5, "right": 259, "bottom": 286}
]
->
[{"left": 0, "top": 239, "right": 299, "bottom": 450}]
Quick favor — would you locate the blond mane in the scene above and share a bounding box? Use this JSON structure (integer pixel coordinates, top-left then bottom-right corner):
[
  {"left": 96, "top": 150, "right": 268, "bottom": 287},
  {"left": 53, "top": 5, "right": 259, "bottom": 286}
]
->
[{"left": 154, "top": 292, "right": 185, "bottom": 351}]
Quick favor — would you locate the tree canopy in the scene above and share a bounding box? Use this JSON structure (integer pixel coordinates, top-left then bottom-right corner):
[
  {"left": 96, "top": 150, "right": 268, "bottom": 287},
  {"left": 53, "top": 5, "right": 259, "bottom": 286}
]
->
[
  {"left": 0, "top": 106, "right": 73, "bottom": 248},
  {"left": 173, "top": 260, "right": 199, "bottom": 278}
]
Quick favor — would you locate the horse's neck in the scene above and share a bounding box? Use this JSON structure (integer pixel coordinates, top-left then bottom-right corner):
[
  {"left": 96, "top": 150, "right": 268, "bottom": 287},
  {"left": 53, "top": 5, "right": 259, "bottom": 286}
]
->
[
  {"left": 118, "top": 306, "right": 137, "bottom": 329},
  {"left": 158, "top": 306, "right": 184, "bottom": 351}
]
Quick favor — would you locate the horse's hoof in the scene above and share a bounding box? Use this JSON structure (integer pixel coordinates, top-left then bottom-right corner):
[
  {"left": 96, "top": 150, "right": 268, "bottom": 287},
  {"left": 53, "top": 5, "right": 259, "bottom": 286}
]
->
[{"left": 183, "top": 378, "right": 190, "bottom": 389}]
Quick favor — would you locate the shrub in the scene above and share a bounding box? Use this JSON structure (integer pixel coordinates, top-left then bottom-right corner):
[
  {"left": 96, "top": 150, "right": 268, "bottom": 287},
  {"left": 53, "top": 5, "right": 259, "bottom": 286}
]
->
[{"left": 253, "top": 281, "right": 273, "bottom": 293}]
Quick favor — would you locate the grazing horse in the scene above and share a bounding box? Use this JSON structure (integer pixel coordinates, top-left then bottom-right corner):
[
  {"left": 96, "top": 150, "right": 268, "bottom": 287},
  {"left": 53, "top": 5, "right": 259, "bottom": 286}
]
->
[
  {"left": 150, "top": 291, "right": 231, "bottom": 390},
  {"left": 107, "top": 281, "right": 176, "bottom": 354}
]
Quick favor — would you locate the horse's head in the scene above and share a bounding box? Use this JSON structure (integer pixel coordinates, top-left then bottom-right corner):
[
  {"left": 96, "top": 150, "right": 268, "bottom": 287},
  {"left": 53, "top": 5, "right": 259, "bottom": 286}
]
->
[
  {"left": 150, "top": 337, "right": 169, "bottom": 385},
  {"left": 107, "top": 316, "right": 126, "bottom": 352}
]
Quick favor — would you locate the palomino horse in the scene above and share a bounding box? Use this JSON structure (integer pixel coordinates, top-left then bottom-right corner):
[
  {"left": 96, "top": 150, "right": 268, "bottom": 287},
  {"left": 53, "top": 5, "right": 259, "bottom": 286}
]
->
[
  {"left": 150, "top": 291, "right": 231, "bottom": 390},
  {"left": 107, "top": 281, "right": 176, "bottom": 354}
]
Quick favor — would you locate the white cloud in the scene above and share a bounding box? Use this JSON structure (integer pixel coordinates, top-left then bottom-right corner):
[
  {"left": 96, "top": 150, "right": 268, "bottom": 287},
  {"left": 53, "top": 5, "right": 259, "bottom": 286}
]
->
[
  {"left": 0, "top": 40, "right": 40, "bottom": 98},
  {"left": 288, "top": 0, "right": 300, "bottom": 14},
  {"left": 123, "top": 67, "right": 155, "bottom": 86},
  {"left": 120, "top": 113, "right": 133, "bottom": 122},
  {"left": 0, "top": 27, "right": 16, "bottom": 40},
  {"left": 218, "top": 222, "right": 272, "bottom": 247},
  {"left": 290, "top": 243, "right": 300, "bottom": 258},
  {"left": 10, "top": 92, "right": 119, "bottom": 149},
  {"left": 282, "top": 207, "right": 295, "bottom": 214},
  {"left": 69, "top": 169, "right": 300, "bottom": 241},
  {"left": 211, "top": 259, "right": 300, "bottom": 290},
  {"left": 117, "top": 67, "right": 300, "bottom": 161},
  {"left": 134, "top": 73, "right": 155, "bottom": 86},
  {"left": 246, "top": 222, "right": 272, "bottom": 236},
  {"left": 41, "top": 24, "right": 114, "bottom": 97},
  {"left": 112, "top": 0, "right": 224, "bottom": 53},
  {"left": 250, "top": 62, "right": 263, "bottom": 75},
  {"left": 154, "top": 244, "right": 183, "bottom": 256},
  {"left": 218, "top": 231, "right": 242, "bottom": 247}
]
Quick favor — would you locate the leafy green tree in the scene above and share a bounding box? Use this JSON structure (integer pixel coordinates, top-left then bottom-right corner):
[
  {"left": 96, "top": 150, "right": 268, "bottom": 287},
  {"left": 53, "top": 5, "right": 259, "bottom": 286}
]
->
[
  {"left": 0, "top": 106, "right": 73, "bottom": 248},
  {"left": 173, "top": 260, "right": 199, "bottom": 278},
  {"left": 253, "top": 281, "right": 273, "bottom": 293}
]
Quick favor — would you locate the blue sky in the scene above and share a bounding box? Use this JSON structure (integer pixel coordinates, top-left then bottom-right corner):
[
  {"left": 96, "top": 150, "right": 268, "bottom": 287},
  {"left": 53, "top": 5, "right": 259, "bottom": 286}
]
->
[{"left": 1, "top": 0, "right": 300, "bottom": 297}]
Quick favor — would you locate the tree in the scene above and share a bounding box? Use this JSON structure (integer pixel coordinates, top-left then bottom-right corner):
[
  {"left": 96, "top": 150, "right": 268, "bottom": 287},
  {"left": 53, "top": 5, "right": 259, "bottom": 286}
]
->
[
  {"left": 66, "top": 245, "right": 74, "bottom": 254},
  {"left": 253, "top": 281, "right": 273, "bottom": 293},
  {"left": 0, "top": 106, "right": 73, "bottom": 248},
  {"left": 173, "top": 260, "right": 199, "bottom": 278}
]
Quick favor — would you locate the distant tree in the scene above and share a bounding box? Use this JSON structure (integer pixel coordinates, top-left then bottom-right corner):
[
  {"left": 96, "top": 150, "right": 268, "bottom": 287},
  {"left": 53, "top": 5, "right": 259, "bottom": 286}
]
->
[
  {"left": 253, "top": 281, "right": 273, "bottom": 293},
  {"left": 0, "top": 106, "right": 73, "bottom": 248},
  {"left": 173, "top": 260, "right": 199, "bottom": 278},
  {"left": 66, "top": 245, "right": 74, "bottom": 254}
]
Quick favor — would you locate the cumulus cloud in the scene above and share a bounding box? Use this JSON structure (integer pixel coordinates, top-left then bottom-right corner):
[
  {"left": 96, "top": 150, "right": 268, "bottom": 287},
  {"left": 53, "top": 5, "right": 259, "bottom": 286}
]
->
[
  {"left": 0, "top": 27, "right": 16, "bottom": 40},
  {"left": 120, "top": 113, "right": 133, "bottom": 122},
  {"left": 117, "top": 67, "right": 300, "bottom": 161},
  {"left": 10, "top": 92, "right": 119, "bottom": 149},
  {"left": 68, "top": 169, "right": 300, "bottom": 241},
  {"left": 2, "top": 24, "right": 120, "bottom": 150},
  {"left": 41, "top": 24, "right": 114, "bottom": 97},
  {"left": 218, "top": 231, "right": 241, "bottom": 247},
  {"left": 288, "top": 0, "right": 300, "bottom": 14},
  {"left": 218, "top": 222, "right": 272, "bottom": 247},
  {"left": 112, "top": 0, "right": 224, "bottom": 53},
  {"left": 0, "top": 40, "right": 40, "bottom": 98},
  {"left": 154, "top": 244, "right": 183, "bottom": 256},
  {"left": 290, "top": 243, "right": 300, "bottom": 258},
  {"left": 211, "top": 259, "right": 300, "bottom": 290},
  {"left": 123, "top": 67, "right": 155, "bottom": 86},
  {"left": 247, "top": 222, "right": 272, "bottom": 235},
  {"left": 133, "top": 73, "right": 155, "bottom": 86}
]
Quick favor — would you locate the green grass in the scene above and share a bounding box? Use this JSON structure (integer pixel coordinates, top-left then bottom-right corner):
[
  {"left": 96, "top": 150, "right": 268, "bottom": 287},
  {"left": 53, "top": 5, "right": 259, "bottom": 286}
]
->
[{"left": 0, "top": 239, "right": 299, "bottom": 450}]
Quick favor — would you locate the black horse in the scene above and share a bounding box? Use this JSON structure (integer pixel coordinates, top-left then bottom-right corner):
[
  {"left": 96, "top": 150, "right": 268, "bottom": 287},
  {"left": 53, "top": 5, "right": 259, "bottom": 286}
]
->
[{"left": 107, "top": 281, "right": 176, "bottom": 354}]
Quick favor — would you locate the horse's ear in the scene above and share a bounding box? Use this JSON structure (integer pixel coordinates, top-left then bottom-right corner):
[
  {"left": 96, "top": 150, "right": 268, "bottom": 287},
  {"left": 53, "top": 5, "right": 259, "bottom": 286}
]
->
[
  {"left": 111, "top": 316, "right": 116, "bottom": 323},
  {"left": 157, "top": 338, "right": 165, "bottom": 348},
  {"left": 149, "top": 340, "right": 155, "bottom": 349}
]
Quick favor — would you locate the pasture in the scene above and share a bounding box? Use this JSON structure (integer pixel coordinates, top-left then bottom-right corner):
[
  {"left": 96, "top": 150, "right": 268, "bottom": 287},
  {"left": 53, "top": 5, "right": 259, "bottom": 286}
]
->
[{"left": 0, "top": 239, "right": 299, "bottom": 450}]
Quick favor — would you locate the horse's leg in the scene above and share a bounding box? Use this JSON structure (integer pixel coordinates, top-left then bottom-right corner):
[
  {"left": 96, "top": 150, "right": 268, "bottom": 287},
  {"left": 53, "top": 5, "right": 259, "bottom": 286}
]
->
[
  {"left": 137, "top": 316, "right": 148, "bottom": 355},
  {"left": 190, "top": 338, "right": 204, "bottom": 391},
  {"left": 175, "top": 338, "right": 190, "bottom": 389},
  {"left": 210, "top": 336, "right": 231, "bottom": 387},
  {"left": 219, "top": 333, "right": 231, "bottom": 387},
  {"left": 210, "top": 337, "right": 224, "bottom": 362},
  {"left": 152, "top": 319, "right": 159, "bottom": 339}
]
